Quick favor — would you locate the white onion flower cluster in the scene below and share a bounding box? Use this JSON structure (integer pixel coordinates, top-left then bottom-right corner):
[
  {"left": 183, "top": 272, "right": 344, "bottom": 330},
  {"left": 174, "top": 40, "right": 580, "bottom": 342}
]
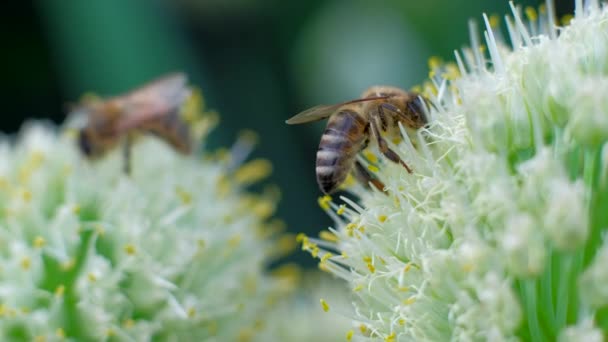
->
[
  {"left": 0, "top": 105, "right": 289, "bottom": 340},
  {"left": 301, "top": 1, "right": 608, "bottom": 340}
]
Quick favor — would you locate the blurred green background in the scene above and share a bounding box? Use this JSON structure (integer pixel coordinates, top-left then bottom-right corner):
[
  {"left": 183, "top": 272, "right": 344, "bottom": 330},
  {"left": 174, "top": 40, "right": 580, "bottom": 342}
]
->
[{"left": 2, "top": 0, "right": 571, "bottom": 266}]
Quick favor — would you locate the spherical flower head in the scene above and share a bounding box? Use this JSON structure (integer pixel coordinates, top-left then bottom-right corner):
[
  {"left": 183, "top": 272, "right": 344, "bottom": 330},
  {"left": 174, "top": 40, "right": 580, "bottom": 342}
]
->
[
  {"left": 301, "top": 1, "right": 608, "bottom": 340},
  {"left": 0, "top": 106, "right": 287, "bottom": 339}
]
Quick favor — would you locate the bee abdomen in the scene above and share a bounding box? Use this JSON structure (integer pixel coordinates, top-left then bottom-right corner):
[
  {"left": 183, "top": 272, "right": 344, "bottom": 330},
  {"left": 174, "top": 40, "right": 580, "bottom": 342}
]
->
[{"left": 316, "top": 110, "right": 366, "bottom": 194}]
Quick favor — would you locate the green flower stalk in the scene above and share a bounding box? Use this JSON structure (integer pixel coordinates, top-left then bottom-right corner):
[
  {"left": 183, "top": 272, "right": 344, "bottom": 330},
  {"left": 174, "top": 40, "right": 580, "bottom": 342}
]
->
[
  {"left": 0, "top": 96, "right": 290, "bottom": 340},
  {"left": 301, "top": 1, "right": 608, "bottom": 340}
]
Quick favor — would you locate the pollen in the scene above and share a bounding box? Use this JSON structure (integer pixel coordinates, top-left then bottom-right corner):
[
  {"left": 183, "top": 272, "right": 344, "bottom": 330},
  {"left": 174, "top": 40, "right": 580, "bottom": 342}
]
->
[
  {"left": 88, "top": 273, "right": 97, "bottom": 282},
  {"left": 336, "top": 204, "right": 346, "bottom": 215},
  {"left": 561, "top": 14, "right": 573, "bottom": 25},
  {"left": 353, "top": 284, "right": 363, "bottom": 292},
  {"left": 33, "top": 236, "right": 46, "bottom": 248},
  {"left": 367, "top": 164, "right": 379, "bottom": 173},
  {"left": 360, "top": 324, "right": 368, "bottom": 333},
  {"left": 385, "top": 332, "right": 396, "bottom": 342},
  {"left": 378, "top": 215, "right": 387, "bottom": 223},
  {"left": 403, "top": 297, "right": 416, "bottom": 305},
  {"left": 124, "top": 244, "right": 137, "bottom": 255},
  {"left": 367, "top": 262, "right": 376, "bottom": 273},
  {"left": 346, "top": 330, "right": 354, "bottom": 341},
  {"left": 318, "top": 195, "right": 332, "bottom": 210},
  {"left": 320, "top": 298, "right": 330, "bottom": 312}
]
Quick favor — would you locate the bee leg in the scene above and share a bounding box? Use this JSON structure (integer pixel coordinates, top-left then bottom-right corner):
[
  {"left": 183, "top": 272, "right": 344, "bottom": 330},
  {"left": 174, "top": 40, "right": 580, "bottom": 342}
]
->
[
  {"left": 122, "top": 134, "right": 133, "bottom": 175},
  {"left": 369, "top": 115, "right": 413, "bottom": 173},
  {"left": 353, "top": 160, "right": 385, "bottom": 192}
]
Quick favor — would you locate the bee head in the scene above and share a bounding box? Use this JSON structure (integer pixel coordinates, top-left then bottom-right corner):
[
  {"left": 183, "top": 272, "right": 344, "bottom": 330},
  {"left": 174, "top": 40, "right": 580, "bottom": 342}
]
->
[
  {"left": 78, "top": 129, "right": 98, "bottom": 158},
  {"left": 406, "top": 96, "right": 429, "bottom": 128}
]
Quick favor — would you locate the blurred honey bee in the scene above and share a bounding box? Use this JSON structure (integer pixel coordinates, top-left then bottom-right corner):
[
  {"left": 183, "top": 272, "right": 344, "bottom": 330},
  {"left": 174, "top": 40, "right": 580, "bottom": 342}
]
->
[
  {"left": 286, "top": 86, "right": 428, "bottom": 194},
  {"left": 72, "top": 72, "right": 193, "bottom": 173}
]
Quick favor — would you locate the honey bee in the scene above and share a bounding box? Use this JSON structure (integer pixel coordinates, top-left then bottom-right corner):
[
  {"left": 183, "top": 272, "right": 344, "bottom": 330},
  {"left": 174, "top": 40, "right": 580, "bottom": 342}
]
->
[
  {"left": 286, "top": 86, "right": 428, "bottom": 194},
  {"left": 72, "top": 72, "right": 193, "bottom": 173}
]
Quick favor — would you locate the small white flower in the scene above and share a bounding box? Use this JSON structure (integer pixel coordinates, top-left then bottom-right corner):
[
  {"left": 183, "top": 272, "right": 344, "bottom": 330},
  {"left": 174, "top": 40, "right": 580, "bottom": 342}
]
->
[{"left": 302, "top": 1, "right": 608, "bottom": 340}]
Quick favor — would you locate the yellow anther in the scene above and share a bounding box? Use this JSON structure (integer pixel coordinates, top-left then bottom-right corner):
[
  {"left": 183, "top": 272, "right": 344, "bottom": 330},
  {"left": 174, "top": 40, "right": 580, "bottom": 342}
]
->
[
  {"left": 55, "top": 285, "right": 65, "bottom": 297},
  {"left": 539, "top": 3, "right": 547, "bottom": 14},
  {"left": 525, "top": 6, "right": 537, "bottom": 21},
  {"left": 56, "top": 328, "right": 66, "bottom": 338},
  {"left": 72, "top": 204, "right": 80, "bottom": 215},
  {"left": 336, "top": 204, "right": 346, "bottom": 215},
  {"left": 252, "top": 200, "right": 275, "bottom": 219},
  {"left": 34, "top": 336, "right": 46, "bottom": 342},
  {"left": 319, "top": 230, "right": 338, "bottom": 242},
  {"left": 275, "top": 234, "right": 297, "bottom": 255},
  {"left": 353, "top": 284, "right": 363, "bottom": 292},
  {"left": 296, "top": 233, "right": 308, "bottom": 243},
  {"left": 561, "top": 14, "right": 573, "bottom": 26},
  {"left": 404, "top": 263, "right": 412, "bottom": 272},
  {"left": 228, "top": 235, "right": 241, "bottom": 248},
  {"left": 363, "top": 256, "right": 372, "bottom": 263},
  {"left": 20, "top": 257, "right": 31, "bottom": 270},
  {"left": 399, "top": 318, "right": 406, "bottom": 326},
  {"left": 443, "top": 63, "right": 461, "bottom": 81},
  {"left": 95, "top": 225, "right": 105, "bottom": 236},
  {"left": 357, "top": 226, "right": 365, "bottom": 233},
  {"left": 379, "top": 256, "right": 386, "bottom": 265},
  {"left": 341, "top": 251, "right": 348, "bottom": 258},
  {"left": 311, "top": 245, "right": 319, "bottom": 258},
  {"left": 124, "top": 244, "right": 136, "bottom": 256},
  {"left": 427, "top": 56, "right": 442, "bottom": 70},
  {"left": 367, "top": 164, "right": 379, "bottom": 173},
  {"left": 234, "top": 159, "right": 272, "bottom": 185},
  {"left": 318, "top": 195, "right": 332, "bottom": 210},
  {"left": 33, "top": 236, "right": 46, "bottom": 248},
  {"left": 188, "top": 307, "right": 196, "bottom": 318},
  {"left": 403, "top": 297, "right": 416, "bottom": 305},
  {"left": 410, "top": 85, "right": 422, "bottom": 93},
  {"left": 175, "top": 186, "right": 193, "bottom": 205},
  {"left": 385, "top": 332, "right": 396, "bottom": 342},
  {"left": 489, "top": 14, "right": 500, "bottom": 28},
  {"left": 398, "top": 286, "right": 409, "bottom": 292},
  {"left": 367, "top": 262, "right": 375, "bottom": 273},
  {"left": 61, "top": 259, "right": 75, "bottom": 271},
  {"left": 106, "top": 328, "right": 115, "bottom": 337},
  {"left": 363, "top": 150, "right": 378, "bottom": 163},
  {"left": 346, "top": 330, "right": 354, "bottom": 341},
  {"left": 463, "top": 263, "right": 473, "bottom": 272},
  {"left": 197, "top": 239, "right": 206, "bottom": 249},
  {"left": 318, "top": 262, "right": 329, "bottom": 272},
  {"left": 22, "top": 190, "right": 32, "bottom": 202},
  {"left": 123, "top": 319, "right": 135, "bottom": 328},
  {"left": 378, "top": 215, "right": 387, "bottom": 223},
  {"left": 320, "top": 298, "right": 330, "bottom": 312},
  {"left": 88, "top": 273, "right": 97, "bottom": 282},
  {"left": 321, "top": 252, "right": 333, "bottom": 263},
  {"left": 359, "top": 324, "right": 368, "bottom": 333}
]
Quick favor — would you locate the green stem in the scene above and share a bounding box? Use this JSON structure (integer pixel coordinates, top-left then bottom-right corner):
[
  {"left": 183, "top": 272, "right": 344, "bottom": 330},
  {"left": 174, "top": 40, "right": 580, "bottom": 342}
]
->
[
  {"left": 555, "top": 253, "right": 571, "bottom": 331},
  {"left": 524, "top": 279, "right": 545, "bottom": 342},
  {"left": 540, "top": 249, "right": 556, "bottom": 333}
]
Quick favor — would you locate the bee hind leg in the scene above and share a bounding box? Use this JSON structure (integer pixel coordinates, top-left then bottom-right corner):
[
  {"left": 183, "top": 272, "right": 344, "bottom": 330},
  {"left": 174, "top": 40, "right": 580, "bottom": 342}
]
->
[
  {"left": 353, "top": 160, "right": 385, "bottom": 192},
  {"left": 369, "top": 115, "right": 413, "bottom": 173}
]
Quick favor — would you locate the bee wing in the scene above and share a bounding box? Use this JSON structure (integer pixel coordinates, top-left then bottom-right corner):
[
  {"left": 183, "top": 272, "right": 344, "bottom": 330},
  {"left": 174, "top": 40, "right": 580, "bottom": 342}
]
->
[
  {"left": 116, "top": 73, "right": 191, "bottom": 132},
  {"left": 285, "top": 96, "right": 391, "bottom": 124}
]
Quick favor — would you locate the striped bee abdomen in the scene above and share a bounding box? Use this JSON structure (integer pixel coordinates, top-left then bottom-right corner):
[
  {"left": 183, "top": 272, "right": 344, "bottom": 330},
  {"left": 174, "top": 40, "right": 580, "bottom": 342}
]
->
[{"left": 316, "top": 110, "right": 367, "bottom": 194}]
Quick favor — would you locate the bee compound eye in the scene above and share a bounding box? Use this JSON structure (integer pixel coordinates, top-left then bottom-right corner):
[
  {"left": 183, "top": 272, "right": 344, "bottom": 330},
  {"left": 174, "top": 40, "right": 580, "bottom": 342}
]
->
[
  {"left": 78, "top": 130, "right": 94, "bottom": 156},
  {"left": 408, "top": 97, "right": 428, "bottom": 126}
]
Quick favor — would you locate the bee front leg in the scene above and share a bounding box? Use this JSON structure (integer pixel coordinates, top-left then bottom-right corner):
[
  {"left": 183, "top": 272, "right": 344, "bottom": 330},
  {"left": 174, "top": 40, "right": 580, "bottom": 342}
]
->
[
  {"left": 353, "top": 160, "right": 386, "bottom": 192},
  {"left": 122, "top": 134, "right": 133, "bottom": 175},
  {"left": 369, "top": 114, "right": 413, "bottom": 173}
]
